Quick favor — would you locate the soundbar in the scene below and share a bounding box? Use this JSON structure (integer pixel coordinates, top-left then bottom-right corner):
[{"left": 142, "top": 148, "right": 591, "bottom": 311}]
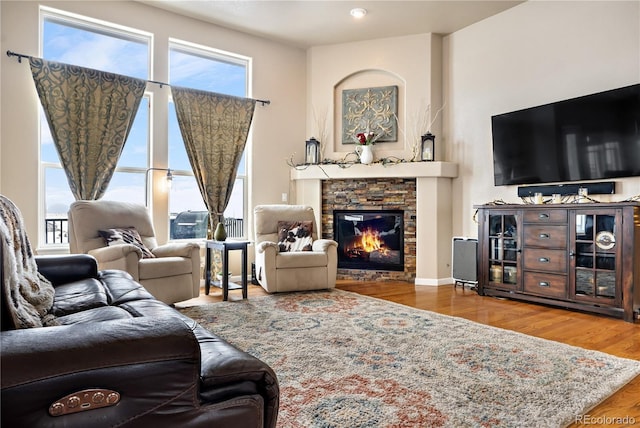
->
[{"left": 517, "top": 182, "right": 615, "bottom": 197}]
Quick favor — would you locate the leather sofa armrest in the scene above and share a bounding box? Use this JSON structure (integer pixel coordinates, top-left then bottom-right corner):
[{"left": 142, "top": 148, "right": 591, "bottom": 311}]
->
[
  {"left": 152, "top": 242, "right": 201, "bottom": 258},
  {"left": 312, "top": 239, "right": 338, "bottom": 253},
  {"left": 35, "top": 254, "right": 98, "bottom": 286},
  {"left": 1, "top": 317, "right": 199, "bottom": 388},
  {"left": 1, "top": 317, "right": 200, "bottom": 425}
]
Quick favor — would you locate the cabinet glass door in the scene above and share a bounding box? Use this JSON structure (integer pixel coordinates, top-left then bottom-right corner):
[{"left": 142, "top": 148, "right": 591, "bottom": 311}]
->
[
  {"left": 488, "top": 213, "right": 519, "bottom": 288},
  {"left": 572, "top": 210, "right": 620, "bottom": 304}
]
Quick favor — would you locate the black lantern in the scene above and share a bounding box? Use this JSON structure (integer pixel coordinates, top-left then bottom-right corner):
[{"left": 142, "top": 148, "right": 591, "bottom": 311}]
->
[
  {"left": 421, "top": 132, "right": 435, "bottom": 161},
  {"left": 305, "top": 137, "right": 320, "bottom": 164}
]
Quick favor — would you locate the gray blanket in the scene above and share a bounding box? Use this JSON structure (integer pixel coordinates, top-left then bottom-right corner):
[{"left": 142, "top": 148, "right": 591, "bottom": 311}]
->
[{"left": 0, "top": 195, "right": 57, "bottom": 328}]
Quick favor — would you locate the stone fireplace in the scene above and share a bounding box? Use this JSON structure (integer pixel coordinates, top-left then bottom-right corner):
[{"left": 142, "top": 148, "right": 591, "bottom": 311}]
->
[
  {"left": 291, "top": 162, "right": 458, "bottom": 285},
  {"left": 323, "top": 178, "right": 415, "bottom": 281}
]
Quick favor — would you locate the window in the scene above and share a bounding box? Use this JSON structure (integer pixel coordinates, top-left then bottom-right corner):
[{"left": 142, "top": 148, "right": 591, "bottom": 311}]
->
[
  {"left": 168, "top": 41, "right": 250, "bottom": 239},
  {"left": 38, "top": 8, "right": 251, "bottom": 246},
  {"left": 40, "top": 9, "right": 151, "bottom": 245}
]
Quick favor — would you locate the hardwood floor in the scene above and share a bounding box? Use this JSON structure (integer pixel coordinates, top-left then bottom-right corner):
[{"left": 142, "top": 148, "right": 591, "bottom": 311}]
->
[{"left": 180, "top": 280, "right": 640, "bottom": 427}]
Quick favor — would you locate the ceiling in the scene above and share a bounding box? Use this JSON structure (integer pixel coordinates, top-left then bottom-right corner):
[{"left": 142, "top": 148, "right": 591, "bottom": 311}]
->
[{"left": 138, "top": 1, "right": 525, "bottom": 48}]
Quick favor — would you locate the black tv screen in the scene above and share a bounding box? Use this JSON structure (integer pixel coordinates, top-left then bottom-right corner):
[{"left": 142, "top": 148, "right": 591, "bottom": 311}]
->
[{"left": 491, "top": 84, "right": 640, "bottom": 186}]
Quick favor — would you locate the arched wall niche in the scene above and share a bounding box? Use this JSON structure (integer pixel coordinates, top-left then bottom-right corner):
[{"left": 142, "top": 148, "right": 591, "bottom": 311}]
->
[{"left": 333, "top": 69, "right": 406, "bottom": 155}]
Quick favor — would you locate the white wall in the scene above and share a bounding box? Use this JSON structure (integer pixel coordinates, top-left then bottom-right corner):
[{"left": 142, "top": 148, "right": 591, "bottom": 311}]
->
[
  {"left": 0, "top": 0, "right": 306, "bottom": 250},
  {"left": 445, "top": 0, "right": 640, "bottom": 237},
  {"left": 307, "top": 33, "right": 442, "bottom": 163}
]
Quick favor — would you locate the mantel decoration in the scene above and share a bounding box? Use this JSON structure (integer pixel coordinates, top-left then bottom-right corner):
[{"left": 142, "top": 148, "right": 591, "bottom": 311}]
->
[
  {"left": 355, "top": 131, "right": 380, "bottom": 165},
  {"left": 305, "top": 137, "right": 321, "bottom": 165},
  {"left": 410, "top": 103, "right": 445, "bottom": 162},
  {"left": 421, "top": 132, "right": 435, "bottom": 161},
  {"left": 342, "top": 86, "right": 398, "bottom": 145}
]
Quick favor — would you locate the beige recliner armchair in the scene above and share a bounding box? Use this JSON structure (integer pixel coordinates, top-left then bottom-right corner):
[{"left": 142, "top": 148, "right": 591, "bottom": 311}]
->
[
  {"left": 68, "top": 200, "right": 201, "bottom": 304},
  {"left": 254, "top": 204, "right": 337, "bottom": 293}
]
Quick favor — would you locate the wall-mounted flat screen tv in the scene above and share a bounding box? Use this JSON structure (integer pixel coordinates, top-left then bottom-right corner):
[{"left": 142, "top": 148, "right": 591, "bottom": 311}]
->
[{"left": 491, "top": 84, "right": 640, "bottom": 186}]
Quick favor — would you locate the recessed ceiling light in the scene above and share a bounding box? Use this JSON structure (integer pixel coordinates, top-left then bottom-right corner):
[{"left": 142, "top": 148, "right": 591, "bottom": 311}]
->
[{"left": 350, "top": 8, "right": 367, "bottom": 19}]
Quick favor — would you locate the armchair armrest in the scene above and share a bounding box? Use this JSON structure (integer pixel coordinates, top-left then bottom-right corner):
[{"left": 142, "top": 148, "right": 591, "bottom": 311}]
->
[
  {"left": 152, "top": 242, "right": 201, "bottom": 258},
  {"left": 35, "top": 254, "right": 98, "bottom": 286},
  {"left": 88, "top": 244, "right": 142, "bottom": 262},
  {"left": 1, "top": 317, "right": 200, "bottom": 426},
  {"left": 88, "top": 245, "right": 142, "bottom": 279},
  {"left": 312, "top": 239, "right": 338, "bottom": 253},
  {"left": 256, "top": 241, "right": 279, "bottom": 254}
]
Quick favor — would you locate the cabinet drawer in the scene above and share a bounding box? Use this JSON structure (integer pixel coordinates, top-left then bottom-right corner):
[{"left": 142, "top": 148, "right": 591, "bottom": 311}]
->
[
  {"left": 524, "top": 271, "right": 567, "bottom": 298},
  {"left": 523, "top": 248, "right": 567, "bottom": 272},
  {"left": 523, "top": 210, "right": 567, "bottom": 223},
  {"left": 523, "top": 225, "right": 568, "bottom": 248}
]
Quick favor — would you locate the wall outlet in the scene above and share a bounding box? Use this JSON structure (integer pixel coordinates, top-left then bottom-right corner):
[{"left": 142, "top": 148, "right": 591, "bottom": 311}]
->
[{"left": 281, "top": 193, "right": 288, "bottom": 202}]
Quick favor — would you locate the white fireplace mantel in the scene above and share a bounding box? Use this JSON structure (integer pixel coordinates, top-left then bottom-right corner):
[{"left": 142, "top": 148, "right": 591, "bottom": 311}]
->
[
  {"left": 291, "top": 161, "right": 459, "bottom": 285},
  {"left": 290, "top": 161, "right": 458, "bottom": 181}
]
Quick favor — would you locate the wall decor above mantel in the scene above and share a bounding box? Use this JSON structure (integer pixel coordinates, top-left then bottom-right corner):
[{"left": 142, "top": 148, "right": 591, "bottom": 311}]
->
[{"left": 342, "top": 85, "right": 398, "bottom": 145}]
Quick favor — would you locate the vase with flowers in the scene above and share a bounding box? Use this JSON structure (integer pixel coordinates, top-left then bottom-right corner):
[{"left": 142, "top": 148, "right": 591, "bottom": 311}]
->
[{"left": 355, "top": 131, "right": 378, "bottom": 164}]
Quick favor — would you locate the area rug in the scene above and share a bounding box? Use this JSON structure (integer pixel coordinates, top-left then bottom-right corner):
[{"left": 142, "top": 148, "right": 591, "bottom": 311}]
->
[{"left": 179, "top": 290, "right": 640, "bottom": 427}]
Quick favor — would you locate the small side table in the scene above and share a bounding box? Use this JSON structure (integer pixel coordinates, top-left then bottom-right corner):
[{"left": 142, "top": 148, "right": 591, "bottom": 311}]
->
[{"left": 205, "top": 240, "right": 249, "bottom": 301}]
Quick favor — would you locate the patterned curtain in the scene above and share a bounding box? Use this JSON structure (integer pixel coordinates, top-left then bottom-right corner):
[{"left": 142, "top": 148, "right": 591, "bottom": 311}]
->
[
  {"left": 171, "top": 86, "right": 256, "bottom": 235},
  {"left": 29, "top": 58, "right": 146, "bottom": 200}
]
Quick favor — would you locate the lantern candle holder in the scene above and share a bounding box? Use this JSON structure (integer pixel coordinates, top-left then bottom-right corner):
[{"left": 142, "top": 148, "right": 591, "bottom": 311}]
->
[
  {"left": 421, "top": 132, "right": 435, "bottom": 161},
  {"left": 305, "top": 137, "right": 320, "bottom": 164}
]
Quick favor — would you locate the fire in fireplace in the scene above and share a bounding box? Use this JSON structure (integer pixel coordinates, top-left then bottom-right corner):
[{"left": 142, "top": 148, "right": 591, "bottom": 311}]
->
[{"left": 333, "top": 210, "right": 404, "bottom": 271}]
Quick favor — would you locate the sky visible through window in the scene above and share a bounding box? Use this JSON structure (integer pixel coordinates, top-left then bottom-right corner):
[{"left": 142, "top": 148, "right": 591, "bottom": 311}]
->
[{"left": 42, "top": 17, "right": 247, "bottom": 223}]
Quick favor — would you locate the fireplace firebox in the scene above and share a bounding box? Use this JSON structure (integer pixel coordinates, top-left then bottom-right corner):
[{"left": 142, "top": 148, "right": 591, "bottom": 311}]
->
[{"left": 333, "top": 210, "right": 404, "bottom": 271}]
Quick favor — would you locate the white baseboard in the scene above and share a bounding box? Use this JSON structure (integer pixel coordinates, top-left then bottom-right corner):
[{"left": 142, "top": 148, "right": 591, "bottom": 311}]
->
[{"left": 414, "top": 277, "right": 454, "bottom": 286}]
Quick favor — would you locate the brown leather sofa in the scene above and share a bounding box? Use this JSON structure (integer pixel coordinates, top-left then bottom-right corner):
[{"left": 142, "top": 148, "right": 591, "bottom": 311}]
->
[{"left": 1, "top": 251, "right": 279, "bottom": 427}]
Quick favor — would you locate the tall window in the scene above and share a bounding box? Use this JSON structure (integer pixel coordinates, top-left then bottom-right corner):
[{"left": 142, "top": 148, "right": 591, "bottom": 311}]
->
[
  {"left": 40, "top": 9, "right": 151, "bottom": 245},
  {"left": 38, "top": 8, "right": 251, "bottom": 246},
  {"left": 168, "top": 41, "right": 249, "bottom": 239}
]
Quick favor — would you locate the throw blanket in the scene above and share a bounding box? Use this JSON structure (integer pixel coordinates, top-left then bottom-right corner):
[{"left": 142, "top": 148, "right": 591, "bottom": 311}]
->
[{"left": 0, "top": 195, "right": 57, "bottom": 328}]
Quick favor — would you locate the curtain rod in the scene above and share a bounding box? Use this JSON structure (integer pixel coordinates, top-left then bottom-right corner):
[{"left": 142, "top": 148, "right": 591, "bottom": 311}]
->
[{"left": 6, "top": 50, "right": 271, "bottom": 106}]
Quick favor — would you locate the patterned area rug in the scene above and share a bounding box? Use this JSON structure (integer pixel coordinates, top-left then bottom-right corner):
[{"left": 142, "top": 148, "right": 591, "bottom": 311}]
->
[{"left": 180, "top": 290, "right": 640, "bottom": 427}]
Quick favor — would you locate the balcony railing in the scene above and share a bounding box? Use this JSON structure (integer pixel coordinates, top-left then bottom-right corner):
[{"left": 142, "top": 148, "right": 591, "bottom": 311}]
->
[
  {"left": 45, "top": 218, "right": 69, "bottom": 244},
  {"left": 224, "top": 217, "right": 244, "bottom": 238},
  {"left": 46, "top": 215, "right": 244, "bottom": 245}
]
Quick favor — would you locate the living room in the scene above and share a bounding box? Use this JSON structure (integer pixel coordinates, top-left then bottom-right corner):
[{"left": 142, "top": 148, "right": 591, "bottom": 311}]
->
[
  {"left": 1, "top": 1, "right": 639, "bottom": 426},
  {"left": 2, "top": 1, "right": 638, "bottom": 258}
]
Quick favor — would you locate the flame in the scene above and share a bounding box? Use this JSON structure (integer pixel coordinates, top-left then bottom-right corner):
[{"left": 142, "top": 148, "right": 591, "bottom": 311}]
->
[{"left": 360, "top": 228, "right": 383, "bottom": 253}]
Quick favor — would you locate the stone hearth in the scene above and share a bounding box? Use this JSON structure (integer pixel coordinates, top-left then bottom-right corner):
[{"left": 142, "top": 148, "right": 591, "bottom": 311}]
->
[{"left": 291, "top": 162, "right": 458, "bottom": 285}]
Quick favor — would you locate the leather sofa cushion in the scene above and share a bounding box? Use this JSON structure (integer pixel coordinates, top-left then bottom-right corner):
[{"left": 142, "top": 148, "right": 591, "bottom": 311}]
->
[
  {"left": 120, "top": 300, "right": 184, "bottom": 318},
  {"left": 139, "top": 257, "right": 192, "bottom": 279},
  {"left": 276, "top": 252, "right": 328, "bottom": 269},
  {"left": 51, "top": 278, "right": 108, "bottom": 316},
  {"left": 98, "top": 270, "right": 156, "bottom": 304},
  {"left": 56, "top": 305, "right": 134, "bottom": 324}
]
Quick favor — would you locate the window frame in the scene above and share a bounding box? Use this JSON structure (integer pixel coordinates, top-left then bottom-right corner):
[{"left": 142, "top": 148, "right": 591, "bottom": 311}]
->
[
  {"left": 38, "top": 7, "right": 153, "bottom": 248},
  {"left": 168, "top": 39, "right": 252, "bottom": 240}
]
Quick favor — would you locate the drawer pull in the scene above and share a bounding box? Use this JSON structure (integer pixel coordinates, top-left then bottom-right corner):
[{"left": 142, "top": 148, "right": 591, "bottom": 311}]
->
[
  {"left": 539, "top": 233, "right": 550, "bottom": 239},
  {"left": 539, "top": 257, "right": 550, "bottom": 263},
  {"left": 538, "top": 281, "right": 550, "bottom": 287},
  {"left": 538, "top": 213, "right": 549, "bottom": 219}
]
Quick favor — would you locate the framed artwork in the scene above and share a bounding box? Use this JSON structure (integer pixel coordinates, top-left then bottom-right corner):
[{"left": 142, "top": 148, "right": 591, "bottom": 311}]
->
[{"left": 342, "top": 85, "right": 398, "bottom": 145}]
